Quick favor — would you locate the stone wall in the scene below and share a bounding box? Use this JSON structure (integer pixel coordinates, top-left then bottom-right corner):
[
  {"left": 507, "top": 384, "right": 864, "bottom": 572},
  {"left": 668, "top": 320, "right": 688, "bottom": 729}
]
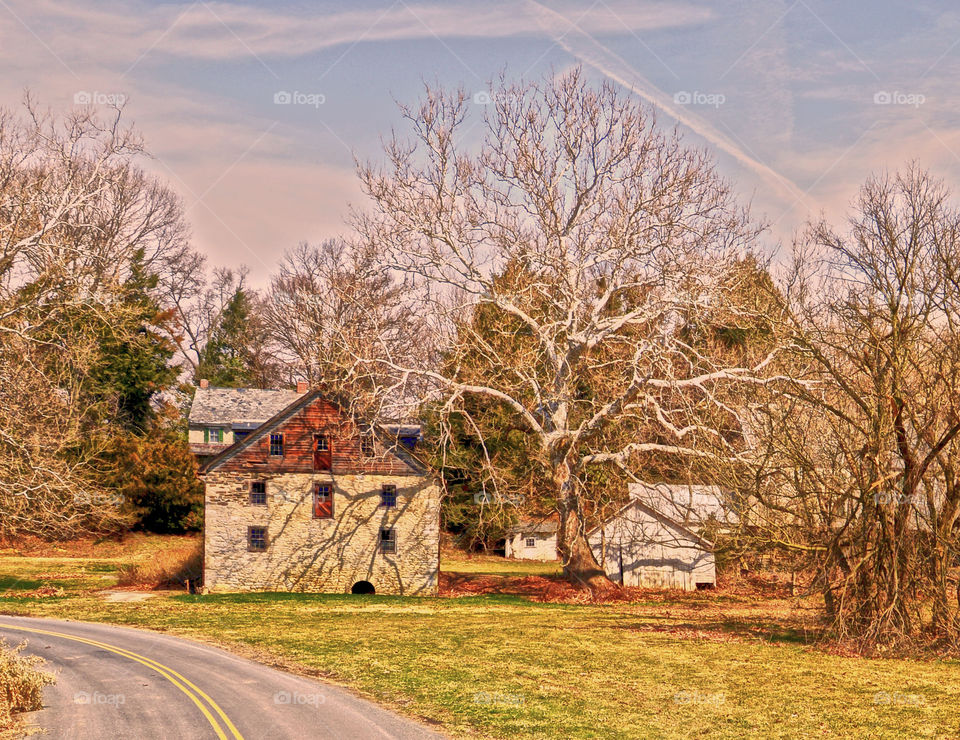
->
[{"left": 203, "top": 470, "right": 440, "bottom": 595}]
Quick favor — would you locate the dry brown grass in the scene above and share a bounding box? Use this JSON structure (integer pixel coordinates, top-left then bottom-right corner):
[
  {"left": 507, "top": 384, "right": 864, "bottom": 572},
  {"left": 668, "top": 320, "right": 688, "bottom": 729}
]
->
[
  {"left": 116, "top": 540, "right": 202, "bottom": 590},
  {"left": 0, "top": 638, "right": 55, "bottom": 735},
  {"left": 0, "top": 532, "right": 194, "bottom": 560}
]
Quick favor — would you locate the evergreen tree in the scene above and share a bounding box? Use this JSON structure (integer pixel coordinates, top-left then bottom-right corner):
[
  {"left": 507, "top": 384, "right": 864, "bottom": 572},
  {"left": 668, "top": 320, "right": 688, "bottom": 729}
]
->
[
  {"left": 197, "top": 287, "right": 275, "bottom": 387},
  {"left": 91, "top": 249, "right": 178, "bottom": 433}
]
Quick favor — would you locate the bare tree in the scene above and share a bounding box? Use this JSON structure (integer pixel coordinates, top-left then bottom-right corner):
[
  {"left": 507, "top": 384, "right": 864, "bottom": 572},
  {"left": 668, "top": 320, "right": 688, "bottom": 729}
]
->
[
  {"left": 157, "top": 250, "right": 256, "bottom": 382},
  {"left": 355, "top": 69, "right": 779, "bottom": 586},
  {"left": 264, "top": 239, "right": 427, "bottom": 417},
  {"left": 0, "top": 96, "right": 187, "bottom": 538},
  {"left": 751, "top": 166, "right": 960, "bottom": 647}
]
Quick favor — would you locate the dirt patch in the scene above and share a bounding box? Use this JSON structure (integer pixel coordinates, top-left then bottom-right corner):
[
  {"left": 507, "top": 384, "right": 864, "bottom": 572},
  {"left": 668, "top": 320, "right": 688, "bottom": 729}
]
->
[{"left": 101, "top": 590, "right": 160, "bottom": 603}]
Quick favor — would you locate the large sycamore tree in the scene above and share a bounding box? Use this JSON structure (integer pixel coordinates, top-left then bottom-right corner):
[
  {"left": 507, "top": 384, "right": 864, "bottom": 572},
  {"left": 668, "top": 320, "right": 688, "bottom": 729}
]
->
[{"left": 357, "top": 69, "right": 781, "bottom": 586}]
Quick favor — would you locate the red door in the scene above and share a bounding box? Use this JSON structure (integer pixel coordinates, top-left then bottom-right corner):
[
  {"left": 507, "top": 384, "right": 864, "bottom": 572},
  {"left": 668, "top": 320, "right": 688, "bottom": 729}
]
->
[{"left": 314, "top": 434, "right": 331, "bottom": 471}]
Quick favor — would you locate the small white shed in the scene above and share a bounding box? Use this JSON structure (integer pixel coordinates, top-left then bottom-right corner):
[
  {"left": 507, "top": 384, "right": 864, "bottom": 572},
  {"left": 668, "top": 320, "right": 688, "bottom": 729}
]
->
[
  {"left": 588, "top": 483, "right": 728, "bottom": 590},
  {"left": 504, "top": 519, "right": 558, "bottom": 561}
]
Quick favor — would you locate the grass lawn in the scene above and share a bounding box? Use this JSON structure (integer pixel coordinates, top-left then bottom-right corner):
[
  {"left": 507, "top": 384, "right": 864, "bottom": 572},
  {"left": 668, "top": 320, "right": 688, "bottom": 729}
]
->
[
  {"left": 0, "top": 537, "right": 957, "bottom": 739},
  {"left": 441, "top": 551, "right": 562, "bottom": 577}
]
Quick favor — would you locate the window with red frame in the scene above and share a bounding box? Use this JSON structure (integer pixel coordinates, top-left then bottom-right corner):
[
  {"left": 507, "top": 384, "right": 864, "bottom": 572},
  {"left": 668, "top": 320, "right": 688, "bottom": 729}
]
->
[{"left": 313, "top": 483, "right": 333, "bottom": 518}]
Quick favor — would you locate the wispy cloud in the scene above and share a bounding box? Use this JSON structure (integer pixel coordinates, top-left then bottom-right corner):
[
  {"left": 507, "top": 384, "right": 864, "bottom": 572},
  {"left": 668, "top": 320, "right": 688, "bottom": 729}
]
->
[
  {"left": 4, "top": 0, "right": 960, "bottom": 277},
  {"left": 525, "top": 0, "right": 810, "bottom": 205},
  {"left": 4, "top": 0, "right": 714, "bottom": 67}
]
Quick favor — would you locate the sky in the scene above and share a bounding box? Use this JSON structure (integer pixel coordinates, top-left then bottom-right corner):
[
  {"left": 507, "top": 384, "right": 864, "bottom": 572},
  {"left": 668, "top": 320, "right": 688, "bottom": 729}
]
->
[{"left": 2, "top": 0, "right": 959, "bottom": 285}]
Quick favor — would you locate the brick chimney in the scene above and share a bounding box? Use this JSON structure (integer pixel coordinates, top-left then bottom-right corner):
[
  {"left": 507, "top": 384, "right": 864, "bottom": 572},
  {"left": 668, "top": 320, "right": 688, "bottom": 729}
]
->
[
  {"left": 199, "top": 378, "right": 209, "bottom": 389},
  {"left": 296, "top": 380, "right": 309, "bottom": 393}
]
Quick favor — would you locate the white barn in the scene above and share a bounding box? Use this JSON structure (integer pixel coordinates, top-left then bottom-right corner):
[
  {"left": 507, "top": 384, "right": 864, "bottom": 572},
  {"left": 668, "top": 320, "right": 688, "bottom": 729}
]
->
[
  {"left": 504, "top": 519, "right": 558, "bottom": 561},
  {"left": 587, "top": 483, "right": 730, "bottom": 590}
]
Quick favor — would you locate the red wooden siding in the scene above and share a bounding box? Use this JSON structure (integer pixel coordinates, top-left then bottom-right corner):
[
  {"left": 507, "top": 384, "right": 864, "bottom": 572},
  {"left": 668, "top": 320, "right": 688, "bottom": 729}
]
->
[{"left": 212, "top": 396, "right": 420, "bottom": 476}]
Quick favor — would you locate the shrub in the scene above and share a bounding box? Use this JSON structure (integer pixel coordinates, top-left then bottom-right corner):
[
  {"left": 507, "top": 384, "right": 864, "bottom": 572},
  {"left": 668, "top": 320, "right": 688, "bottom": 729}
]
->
[
  {"left": 0, "top": 638, "right": 55, "bottom": 728},
  {"left": 101, "top": 432, "right": 204, "bottom": 534}
]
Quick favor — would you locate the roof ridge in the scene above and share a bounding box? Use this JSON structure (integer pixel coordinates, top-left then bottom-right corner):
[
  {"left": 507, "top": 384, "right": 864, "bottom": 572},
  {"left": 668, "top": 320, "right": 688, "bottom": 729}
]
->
[
  {"left": 587, "top": 497, "right": 714, "bottom": 549},
  {"left": 199, "top": 390, "right": 429, "bottom": 477}
]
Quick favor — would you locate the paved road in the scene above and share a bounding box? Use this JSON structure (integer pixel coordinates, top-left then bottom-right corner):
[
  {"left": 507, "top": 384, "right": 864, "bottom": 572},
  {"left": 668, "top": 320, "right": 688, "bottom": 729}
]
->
[{"left": 0, "top": 616, "right": 444, "bottom": 739}]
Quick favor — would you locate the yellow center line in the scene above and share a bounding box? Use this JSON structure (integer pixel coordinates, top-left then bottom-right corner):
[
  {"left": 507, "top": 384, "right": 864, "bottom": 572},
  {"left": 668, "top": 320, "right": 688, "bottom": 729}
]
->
[{"left": 0, "top": 623, "right": 244, "bottom": 740}]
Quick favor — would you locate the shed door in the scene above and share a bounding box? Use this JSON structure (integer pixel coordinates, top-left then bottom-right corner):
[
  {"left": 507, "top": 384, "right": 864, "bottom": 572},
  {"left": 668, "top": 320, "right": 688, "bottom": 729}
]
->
[{"left": 314, "top": 435, "right": 331, "bottom": 471}]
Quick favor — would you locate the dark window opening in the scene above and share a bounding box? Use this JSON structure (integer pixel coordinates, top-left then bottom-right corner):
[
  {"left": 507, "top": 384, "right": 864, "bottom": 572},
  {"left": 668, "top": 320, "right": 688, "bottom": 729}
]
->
[
  {"left": 351, "top": 580, "right": 376, "bottom": 595},
  {"left": 524, "top": 537, "right": 536, "bottom": 548},
  {"left": 248, "top": 526, "right": 267, "bottom": 551},
  {"left": 360, "top": 434, "right": 375, "bottom": 457},
  {"left": 380, "top": 484, "right": 397, "bottom": 508},
  {"left": 695, "top": 582, "right": 715, "bottom": 591},
  {"left": 379, "top": 528, "right": 396, "bottom": 554},
  {"left": 269, "top": 433, "right": 284, "bottom": 457},
  {"left": 234, "top": 430, "right": 250, "bottom": 442},
  {"left": 313, "top": 483, "right": 333, "bottom": 519},
  {"left": 250, "top": 481, "right": 267, "bottom": 506}
]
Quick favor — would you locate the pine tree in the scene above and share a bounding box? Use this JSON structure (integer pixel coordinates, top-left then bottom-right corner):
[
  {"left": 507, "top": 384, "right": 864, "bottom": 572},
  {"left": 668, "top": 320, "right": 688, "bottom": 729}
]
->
[
  {"left": 91, "top": 249, "right": 178, "bottom": 433},
  {"left": 197, "top": 288, "right": 274, "bottom": 387}
]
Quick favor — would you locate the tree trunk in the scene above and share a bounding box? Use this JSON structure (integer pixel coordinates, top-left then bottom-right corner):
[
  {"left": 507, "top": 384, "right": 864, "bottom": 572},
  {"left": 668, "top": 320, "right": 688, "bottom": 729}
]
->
[{"left": 553, "top": 455, "right": 614, "bottom": 591}]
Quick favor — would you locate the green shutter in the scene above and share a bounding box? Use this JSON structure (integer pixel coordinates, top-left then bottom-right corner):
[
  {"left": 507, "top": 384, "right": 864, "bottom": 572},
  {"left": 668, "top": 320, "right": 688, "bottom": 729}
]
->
[{"left": 204, "top": 428, "right": 209, "bottom": 443}]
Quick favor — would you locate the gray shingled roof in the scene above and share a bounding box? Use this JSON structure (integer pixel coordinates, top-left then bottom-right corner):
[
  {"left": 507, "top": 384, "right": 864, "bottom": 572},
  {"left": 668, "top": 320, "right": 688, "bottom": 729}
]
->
[
  {"left": 507, "top": 519, "right": 559, "bottom": 535},
  {"left": 188, "top": 387, "right": 306, "bottom": 426}
]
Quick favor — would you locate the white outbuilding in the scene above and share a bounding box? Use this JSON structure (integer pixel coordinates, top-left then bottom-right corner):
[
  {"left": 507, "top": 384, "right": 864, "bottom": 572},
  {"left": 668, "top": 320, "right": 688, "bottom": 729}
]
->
[
  {"left": 587, "top": 482, "right": 731, "bottom": 590},
  {"left": 504, "top": 519, "right": 559, "bottom": 561}
]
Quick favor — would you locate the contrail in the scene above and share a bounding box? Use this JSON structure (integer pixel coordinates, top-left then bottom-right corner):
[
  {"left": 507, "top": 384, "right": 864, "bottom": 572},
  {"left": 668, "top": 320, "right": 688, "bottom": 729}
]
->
[{"left": 525, "top": 0, "right": 810, "bottom": 206}]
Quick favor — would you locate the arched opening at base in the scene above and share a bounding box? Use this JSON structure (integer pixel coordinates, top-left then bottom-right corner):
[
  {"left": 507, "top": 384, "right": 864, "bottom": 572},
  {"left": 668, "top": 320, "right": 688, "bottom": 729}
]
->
[{"left": 351, "top": 580, "right": 376, "bottom": 595}]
